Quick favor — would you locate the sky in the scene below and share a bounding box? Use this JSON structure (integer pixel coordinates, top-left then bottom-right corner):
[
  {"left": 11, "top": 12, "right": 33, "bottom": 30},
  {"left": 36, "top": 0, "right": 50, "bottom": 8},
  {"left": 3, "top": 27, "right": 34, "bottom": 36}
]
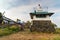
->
[{"left": 0, "top": 0, "right": 60, "bottom": 27}]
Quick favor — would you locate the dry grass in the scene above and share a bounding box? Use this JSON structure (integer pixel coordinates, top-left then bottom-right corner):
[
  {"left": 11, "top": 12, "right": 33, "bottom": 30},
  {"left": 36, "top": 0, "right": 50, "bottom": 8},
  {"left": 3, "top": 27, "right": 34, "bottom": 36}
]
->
[{"left": 0, "top": 29, "right": 60, "bottom": 40}]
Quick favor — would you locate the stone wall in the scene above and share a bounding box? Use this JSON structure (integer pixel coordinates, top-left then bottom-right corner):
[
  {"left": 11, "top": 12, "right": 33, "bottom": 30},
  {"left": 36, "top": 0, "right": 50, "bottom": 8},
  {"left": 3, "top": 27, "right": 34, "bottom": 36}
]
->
[{"left": 30, "top": 20, "right": 55, "bottom": 33}]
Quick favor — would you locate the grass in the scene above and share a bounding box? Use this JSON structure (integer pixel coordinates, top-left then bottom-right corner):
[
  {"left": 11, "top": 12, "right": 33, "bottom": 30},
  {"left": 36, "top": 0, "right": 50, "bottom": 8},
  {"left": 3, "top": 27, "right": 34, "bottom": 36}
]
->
[
  {"left": 0, "top": 25, "right": 20, "bottom": 37},
  {"left": 53, "top": 37, "right": 60, "bottom": 40},
  {"left": 0, "top": 28, "right": 60, "bottom": 40},
  {"left": 0, "top": 31, "right": 60, "bottom": 40},
  {"left": 55, "top": 28, "right": 60, "bottom": 34},
  {"left": 0, "top": 25, "right": 60, "bottom": 40}
]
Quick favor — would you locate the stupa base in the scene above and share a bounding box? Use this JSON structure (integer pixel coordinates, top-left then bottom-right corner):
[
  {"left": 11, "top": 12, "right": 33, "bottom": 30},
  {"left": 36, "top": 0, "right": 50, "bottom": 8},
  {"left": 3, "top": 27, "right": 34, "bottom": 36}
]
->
[{"left": 30, "top": 20, "right": 55, "bottom": 33}]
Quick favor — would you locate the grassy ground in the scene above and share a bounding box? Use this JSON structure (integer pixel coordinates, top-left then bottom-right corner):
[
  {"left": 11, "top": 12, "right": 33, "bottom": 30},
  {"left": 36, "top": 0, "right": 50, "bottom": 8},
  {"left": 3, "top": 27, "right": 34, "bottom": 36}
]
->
[
  {"left": 0, "top": 29, "right": 60, "bottom": 40},
  {"left": 0, "top": 25, "right": 20, "bottom": 37}
]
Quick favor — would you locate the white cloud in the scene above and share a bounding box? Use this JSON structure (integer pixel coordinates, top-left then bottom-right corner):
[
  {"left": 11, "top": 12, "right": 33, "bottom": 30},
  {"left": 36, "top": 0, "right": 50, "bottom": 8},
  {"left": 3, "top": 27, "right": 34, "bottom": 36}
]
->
[
  {"left": 5, "top": 5, "right": 35, "bottom": 21},
  {"left": 51, "top": 16, "right": 60, "bottom": 27}
]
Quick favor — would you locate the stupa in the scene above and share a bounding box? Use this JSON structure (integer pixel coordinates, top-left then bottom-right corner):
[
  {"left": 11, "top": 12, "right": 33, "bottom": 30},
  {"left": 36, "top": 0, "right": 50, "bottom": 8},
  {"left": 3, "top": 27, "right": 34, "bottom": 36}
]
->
[{"left": 30, "top": 4, "right": 55, "bottom": 33}]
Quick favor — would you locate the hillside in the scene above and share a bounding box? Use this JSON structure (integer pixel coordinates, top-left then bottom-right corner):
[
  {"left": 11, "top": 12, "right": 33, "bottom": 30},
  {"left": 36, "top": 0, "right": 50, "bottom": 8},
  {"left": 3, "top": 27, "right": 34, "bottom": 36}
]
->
[{"left": 0, "top": 29, "right": 60, "bottom": 40}]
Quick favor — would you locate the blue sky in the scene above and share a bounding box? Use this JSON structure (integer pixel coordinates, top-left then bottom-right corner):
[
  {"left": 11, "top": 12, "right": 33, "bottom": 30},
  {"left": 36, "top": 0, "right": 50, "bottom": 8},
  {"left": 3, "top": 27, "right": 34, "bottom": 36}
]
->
[{"left": 0, "top": 0, "right": 60, "bottom": 27}]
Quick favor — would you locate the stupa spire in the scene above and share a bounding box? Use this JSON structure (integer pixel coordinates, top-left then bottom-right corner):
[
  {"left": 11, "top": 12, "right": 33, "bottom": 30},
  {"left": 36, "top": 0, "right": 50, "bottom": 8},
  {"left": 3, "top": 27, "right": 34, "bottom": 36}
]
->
[{"left": 36, "top": 4, "right": 43, "bottom": 12}]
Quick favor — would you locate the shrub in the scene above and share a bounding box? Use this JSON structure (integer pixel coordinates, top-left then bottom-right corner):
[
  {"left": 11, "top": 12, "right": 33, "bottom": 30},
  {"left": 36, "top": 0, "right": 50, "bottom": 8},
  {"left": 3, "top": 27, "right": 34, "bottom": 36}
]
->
[
  {"left": 0, "top": 25, "right": 21, "bottom": 37},
  {"left": 55, "top": 28, "right": 60, "bottom": 34},
  {"left": 0, "top": 28, "right": 12, "bottom": 36},
  {"left": 9, "top": 25, "right": 20, "bottom": 32}
]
